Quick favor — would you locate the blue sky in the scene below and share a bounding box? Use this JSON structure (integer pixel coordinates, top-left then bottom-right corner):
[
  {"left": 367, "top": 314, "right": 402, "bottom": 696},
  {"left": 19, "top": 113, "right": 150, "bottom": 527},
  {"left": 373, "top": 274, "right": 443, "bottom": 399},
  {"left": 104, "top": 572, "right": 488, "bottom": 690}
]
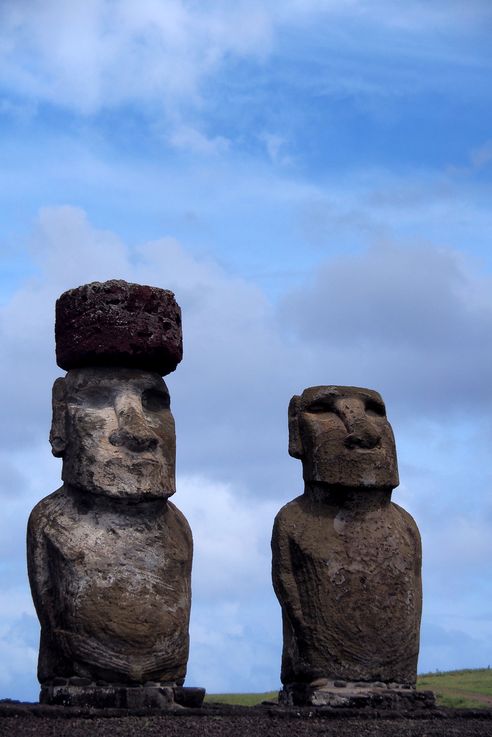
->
[{"left": 1, "top": 1, "right": 492, "bottom": 700}]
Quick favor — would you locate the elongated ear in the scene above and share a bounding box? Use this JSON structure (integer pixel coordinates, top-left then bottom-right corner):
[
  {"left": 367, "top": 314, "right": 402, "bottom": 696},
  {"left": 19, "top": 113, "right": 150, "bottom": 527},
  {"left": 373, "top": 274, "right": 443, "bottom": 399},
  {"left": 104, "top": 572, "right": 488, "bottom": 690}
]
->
[
  {"left": 49, "top": 377, "right": 67, "bottom": 457},
  {"left": 288, "top": 395, "right": 303, "bottom": 459}
]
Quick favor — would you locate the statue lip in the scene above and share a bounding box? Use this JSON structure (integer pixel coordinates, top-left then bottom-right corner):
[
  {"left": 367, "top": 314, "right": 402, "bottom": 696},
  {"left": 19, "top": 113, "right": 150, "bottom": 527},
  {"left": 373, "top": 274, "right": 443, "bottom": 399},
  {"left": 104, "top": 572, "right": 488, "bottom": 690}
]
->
[
  {"left": 107, "top": 452, "right": 161, "bottom": 462},
  {"left": 348, "top": 446, "right": 381, "bottom": 453},
  {"left": 343, "top": 437, "right": 382, "bottom": 452}
]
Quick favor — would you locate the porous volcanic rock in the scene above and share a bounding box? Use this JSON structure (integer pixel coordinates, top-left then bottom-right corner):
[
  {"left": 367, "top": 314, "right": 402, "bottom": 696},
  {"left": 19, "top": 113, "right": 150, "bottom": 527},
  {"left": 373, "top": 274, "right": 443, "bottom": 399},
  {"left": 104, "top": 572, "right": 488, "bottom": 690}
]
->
[{"left": 55, "top": 280, "right": 182, "bottom": 375}]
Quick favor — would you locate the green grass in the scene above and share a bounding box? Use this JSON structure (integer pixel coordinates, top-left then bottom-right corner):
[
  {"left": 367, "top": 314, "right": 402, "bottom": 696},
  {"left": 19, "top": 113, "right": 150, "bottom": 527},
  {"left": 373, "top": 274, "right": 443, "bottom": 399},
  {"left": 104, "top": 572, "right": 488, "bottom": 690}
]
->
[
  {"left": 417, "top": 668, "right": 492, "bottom": 709},
  {"left": 205, "top": 669, "right": 492, "bottom": 709},
  {"left": 204, "top": 691, "right": 278, "bottom": 706},
  {"left": 418, "top": 668, "right": 492, "bottom": 695}
]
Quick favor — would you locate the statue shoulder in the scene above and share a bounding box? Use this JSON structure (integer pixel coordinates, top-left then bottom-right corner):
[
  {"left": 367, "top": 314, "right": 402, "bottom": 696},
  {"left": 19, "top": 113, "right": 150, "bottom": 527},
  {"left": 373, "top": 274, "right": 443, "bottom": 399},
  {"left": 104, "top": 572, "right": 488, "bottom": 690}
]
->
[
  {"left": 166, "top": 500, "right": 193, "bottom": 540},
  {"left": 391, "top": 501, "right": 420, "bottom": 531},
  {"left": 391, "top": 501, "right": 422, "bottom": 554},
  {"left": 273, "top": 495, "right": 305, "bottom": 534},
  {"left": 28, "top": 486, "right": 65, "bottom": 532}
]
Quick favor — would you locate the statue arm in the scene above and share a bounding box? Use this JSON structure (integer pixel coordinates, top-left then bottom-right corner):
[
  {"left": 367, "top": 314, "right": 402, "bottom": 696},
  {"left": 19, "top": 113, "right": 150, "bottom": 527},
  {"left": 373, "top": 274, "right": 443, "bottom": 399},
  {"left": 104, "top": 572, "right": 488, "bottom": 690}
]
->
[
  {"left": 271, "top": 513, "right": 307, "bottom": 644},
  {"left": 393, "top": 503, "right": 422, "bottom": 573},
  {"left": 27, "top": 500, "right": 58, "bottom": 632},
  {"left": 393, "top": 502, "right": 423, "bottom": 628}
]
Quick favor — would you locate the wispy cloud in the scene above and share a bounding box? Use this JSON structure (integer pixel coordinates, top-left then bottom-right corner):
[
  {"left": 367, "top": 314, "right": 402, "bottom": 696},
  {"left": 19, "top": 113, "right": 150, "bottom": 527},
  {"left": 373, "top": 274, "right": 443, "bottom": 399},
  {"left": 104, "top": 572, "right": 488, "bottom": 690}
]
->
[
  {"left": 470, "top": 140, "right": 492, "bottom": 170},
  {"left": 1, "top": 0, "right": 489, "bottom": 118},
  {"left": 259, "top": 132, "right": 292, "bottom": 166},
  {"left": 169, "top": 125, "right": 230, "bottom": 155},
  {"left": 0, "top": 0, "right": 273, "bottom": 114}
]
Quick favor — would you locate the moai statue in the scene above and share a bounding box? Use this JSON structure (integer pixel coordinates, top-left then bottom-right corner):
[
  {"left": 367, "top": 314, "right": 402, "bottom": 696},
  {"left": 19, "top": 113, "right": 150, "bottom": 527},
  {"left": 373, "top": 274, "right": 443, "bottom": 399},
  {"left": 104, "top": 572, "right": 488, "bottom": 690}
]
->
[
  {"left": 27, "top": 280, "right": 204, "bottom": 709},
  {"left": 272, "top": 386, "right": 430, "bottom": 708}
]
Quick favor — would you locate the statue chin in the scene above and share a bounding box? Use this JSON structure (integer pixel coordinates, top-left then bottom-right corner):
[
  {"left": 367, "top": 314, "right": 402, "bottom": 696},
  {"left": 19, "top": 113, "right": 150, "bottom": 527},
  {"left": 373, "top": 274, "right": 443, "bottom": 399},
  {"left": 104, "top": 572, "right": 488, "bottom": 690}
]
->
[
  {"left": 74, "top": 485, "right": 173, "bottom": 501},
  {"left": 62, "top": 463, "right": 176, "bottom": 501}
]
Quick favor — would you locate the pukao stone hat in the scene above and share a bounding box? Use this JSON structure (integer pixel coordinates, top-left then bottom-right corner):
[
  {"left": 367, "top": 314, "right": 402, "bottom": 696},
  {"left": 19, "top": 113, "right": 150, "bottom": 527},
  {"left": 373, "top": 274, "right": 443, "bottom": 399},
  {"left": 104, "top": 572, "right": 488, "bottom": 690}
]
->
[{"left": 55, "top": 279, "right": 182, "bottom": 376}]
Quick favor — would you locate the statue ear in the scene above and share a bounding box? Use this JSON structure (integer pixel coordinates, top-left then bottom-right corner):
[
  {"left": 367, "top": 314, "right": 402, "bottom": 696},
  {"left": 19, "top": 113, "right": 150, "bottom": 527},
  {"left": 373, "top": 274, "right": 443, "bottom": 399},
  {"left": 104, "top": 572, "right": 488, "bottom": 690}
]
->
[
  {"left": 50, "top": 377, "right": 67, "bottom": 458},
  {"left": 288, "top": 395, "right": 303, "bottom": 459}
]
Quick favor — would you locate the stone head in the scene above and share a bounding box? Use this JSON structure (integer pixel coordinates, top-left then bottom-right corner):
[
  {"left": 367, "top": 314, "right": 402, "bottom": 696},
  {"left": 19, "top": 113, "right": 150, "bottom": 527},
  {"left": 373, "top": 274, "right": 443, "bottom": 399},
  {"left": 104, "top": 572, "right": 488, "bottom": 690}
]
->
[
  {"left": 50, "top": 366, "right": 176, "bottom": 500},
  {"left": 49, "top": 280, "right": 183, "bottom": 501},
  {"left": 288, "top": 386, "right": 399, "bottom": 489}
]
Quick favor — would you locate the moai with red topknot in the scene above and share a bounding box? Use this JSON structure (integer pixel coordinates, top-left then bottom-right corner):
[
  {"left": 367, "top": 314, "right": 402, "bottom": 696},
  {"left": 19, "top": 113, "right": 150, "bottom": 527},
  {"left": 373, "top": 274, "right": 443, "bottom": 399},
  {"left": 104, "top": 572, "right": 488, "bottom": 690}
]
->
[{"left": 27, "top": 280, "right": 204, "bottom": 709}]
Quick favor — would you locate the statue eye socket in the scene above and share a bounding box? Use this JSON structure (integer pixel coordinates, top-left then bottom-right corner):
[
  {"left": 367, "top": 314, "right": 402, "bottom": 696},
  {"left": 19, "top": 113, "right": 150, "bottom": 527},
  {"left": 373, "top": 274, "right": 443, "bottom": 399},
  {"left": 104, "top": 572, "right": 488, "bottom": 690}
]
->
[
  {"left": 365, "top": 399, "right": 386, "bottom": 417},
  {"left": 305, "top": 400, "right": 335, "bottom": 414},
  {"left": 75, "top": 387, "right": 113, "bottom": 408},
  {"left": 141, "top": 389, "right": 170, "bottom": 412}
]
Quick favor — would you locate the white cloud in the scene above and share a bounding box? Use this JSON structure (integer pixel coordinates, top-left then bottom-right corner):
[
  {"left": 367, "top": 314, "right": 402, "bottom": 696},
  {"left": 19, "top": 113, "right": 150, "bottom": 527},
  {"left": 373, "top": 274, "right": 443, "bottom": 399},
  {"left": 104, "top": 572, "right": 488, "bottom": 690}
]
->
[
  {"left": 471, "top": 140, "right": 492, "bottom": 170},
  {"left": 280, "top": 0, "right": 492, "bottom": 31},
  {"left": 0, "top": 1, "right": 488, "bottom": 117},
  {"left": 168, "top": 125, "right": 230, "bottom": 155},
  {"left": 280, "top": 241, "right": 492, "bottom": 417},
  {"left": 32, "top": 205, "right": 132, "bottom": 284},
  {"left": 178, "top": 474, "right": 281, "bottom": 691},
  {"left": 0, "top": 621, "right": 38, "bottom": 701},
  {"left": 178, "top": 474, "right": 279, "bottom": 600},
  {"left": 419, "top": 621, "right": 492, "bottom": 674},
  {"left": 0, "top": 0, "right": 274, "bottom": 114},
  {"left": 259, "top": 132, "right": 292, "bottom": 166},
  {"left": 188, "top": 599, "right": 280, "bottom": 692}
]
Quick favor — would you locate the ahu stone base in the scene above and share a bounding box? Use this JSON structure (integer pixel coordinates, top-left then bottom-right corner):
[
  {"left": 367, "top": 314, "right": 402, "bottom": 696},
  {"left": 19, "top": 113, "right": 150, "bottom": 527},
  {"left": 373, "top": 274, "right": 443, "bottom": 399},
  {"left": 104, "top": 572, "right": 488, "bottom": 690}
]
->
[
  {"left": 40, "top": 680, "right": 205, "bottom": 709},
  {"left": 279, "top": 680, "right": 436, "bottom": 710}
]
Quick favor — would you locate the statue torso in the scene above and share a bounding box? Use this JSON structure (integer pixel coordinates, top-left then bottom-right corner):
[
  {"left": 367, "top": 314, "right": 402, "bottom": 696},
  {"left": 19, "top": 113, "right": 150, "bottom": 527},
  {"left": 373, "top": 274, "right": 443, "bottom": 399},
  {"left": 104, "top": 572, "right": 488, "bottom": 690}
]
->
[
  {"left": 28, "top": 487, "right": 192, "bottom": 683},
  {"left": 272, "top": 491, "right": 422, "bottom": 685}
]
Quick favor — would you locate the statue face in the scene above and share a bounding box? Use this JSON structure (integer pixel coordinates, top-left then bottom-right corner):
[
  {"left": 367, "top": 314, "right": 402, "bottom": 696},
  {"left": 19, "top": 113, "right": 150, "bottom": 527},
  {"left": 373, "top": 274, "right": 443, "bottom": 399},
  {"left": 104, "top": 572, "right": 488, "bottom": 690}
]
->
[
  {"left": 54, "top": 367, "right": 176, "bottom": 500},
  {"left": 290, "top": 386, "right": 399, "bottom": 489}
]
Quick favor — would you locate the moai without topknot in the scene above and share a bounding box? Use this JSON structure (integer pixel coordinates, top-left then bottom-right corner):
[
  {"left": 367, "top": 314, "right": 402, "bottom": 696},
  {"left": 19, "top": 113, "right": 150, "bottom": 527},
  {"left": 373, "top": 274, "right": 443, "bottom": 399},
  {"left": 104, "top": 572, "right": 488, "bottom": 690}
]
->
[
  {"left": 27, "top": 280, "right": 204, "bottom": 709},
  {"left": 272, "top": 386, "right": 432, "bottom": 708}
]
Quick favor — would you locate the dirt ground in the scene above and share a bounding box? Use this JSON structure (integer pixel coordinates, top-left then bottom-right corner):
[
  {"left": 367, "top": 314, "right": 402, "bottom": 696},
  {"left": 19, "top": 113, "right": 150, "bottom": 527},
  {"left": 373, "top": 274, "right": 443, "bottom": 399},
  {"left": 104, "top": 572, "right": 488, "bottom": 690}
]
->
[{"left": 2, "top": 702, "right": 492, "bottom": 737}]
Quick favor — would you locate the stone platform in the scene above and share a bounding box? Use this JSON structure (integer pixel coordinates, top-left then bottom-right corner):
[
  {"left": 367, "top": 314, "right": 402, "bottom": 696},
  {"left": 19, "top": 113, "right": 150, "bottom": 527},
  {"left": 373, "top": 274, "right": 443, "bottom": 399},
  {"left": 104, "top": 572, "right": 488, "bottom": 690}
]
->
[
  {"left": 40, "top": 680, "right": 205, "bottom": 709},
  {"left": 279, "top": 679, "right": 436, "bottom": 709}
]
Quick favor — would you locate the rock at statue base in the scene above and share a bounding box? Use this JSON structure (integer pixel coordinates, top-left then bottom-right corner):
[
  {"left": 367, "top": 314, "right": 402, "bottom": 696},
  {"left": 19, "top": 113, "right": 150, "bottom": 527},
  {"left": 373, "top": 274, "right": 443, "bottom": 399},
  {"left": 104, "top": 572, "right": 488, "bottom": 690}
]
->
[
  {"left": 27, "top": 280, "right": 204, "bottom": 709},
  {"left": 40, "top": 682, "right": 205, "bottom": 709},
  {"left": 279, "top": 680, "right": 435, "bottom": 710},
  {"left": 271, "top": 386, "right": 431, "bottom": 709}
]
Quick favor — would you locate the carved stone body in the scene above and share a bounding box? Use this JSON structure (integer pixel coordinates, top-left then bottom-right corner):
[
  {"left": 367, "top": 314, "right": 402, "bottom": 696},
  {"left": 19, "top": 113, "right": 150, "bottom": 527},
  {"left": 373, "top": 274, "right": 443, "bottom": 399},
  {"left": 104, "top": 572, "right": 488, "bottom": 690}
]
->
[
  {"left": 272, "top": 489, "right": 421, "bottom": 685},
  {"left": 28, "top": 488, "right": 192, "bottom": 684},
  {"left": 27, "top": 282, "right": 202, "bottom": 708},
  {"left": 271, "top": 386, "right": 423, "bottom": 703}
]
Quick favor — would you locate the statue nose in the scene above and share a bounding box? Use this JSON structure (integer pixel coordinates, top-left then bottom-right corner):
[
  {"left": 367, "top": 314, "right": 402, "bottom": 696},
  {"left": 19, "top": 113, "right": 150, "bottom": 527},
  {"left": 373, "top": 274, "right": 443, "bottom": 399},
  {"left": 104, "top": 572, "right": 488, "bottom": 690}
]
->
[
  {"left": 343, "top": 424, "right": 381, "bottom": 449},
  {"left": 337, "top": 401, "right": 381, "bottom": 450},
  {"left": 109, "top": 396, "right": 158, "bottom": 453}
]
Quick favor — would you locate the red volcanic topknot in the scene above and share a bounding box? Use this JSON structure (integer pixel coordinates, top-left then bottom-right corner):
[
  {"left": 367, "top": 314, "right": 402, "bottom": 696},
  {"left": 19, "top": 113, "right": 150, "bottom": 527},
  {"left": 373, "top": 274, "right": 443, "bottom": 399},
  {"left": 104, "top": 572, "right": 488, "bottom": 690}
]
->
[{"left": 55, "top": 280, "right": 183, "bottom": 376}]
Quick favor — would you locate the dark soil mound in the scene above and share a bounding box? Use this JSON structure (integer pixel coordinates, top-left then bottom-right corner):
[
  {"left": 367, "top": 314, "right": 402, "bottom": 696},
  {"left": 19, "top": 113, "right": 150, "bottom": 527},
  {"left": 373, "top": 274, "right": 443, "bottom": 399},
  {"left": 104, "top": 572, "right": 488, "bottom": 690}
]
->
[{"left": 1, "top": 701, "right": 492, "bottom": 737}]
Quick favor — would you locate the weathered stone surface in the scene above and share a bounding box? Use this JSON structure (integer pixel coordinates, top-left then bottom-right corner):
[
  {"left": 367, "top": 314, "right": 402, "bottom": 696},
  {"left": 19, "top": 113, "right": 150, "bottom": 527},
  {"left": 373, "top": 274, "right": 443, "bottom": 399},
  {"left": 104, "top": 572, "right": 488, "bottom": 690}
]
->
[
  {"left": 174, "top": 687, "right": 207, "bottom": 709},
  {"left": 28, "top": 483, "right": 192, "bottom": 686},
  {"left": 49, "top": 367, "right": 177, "bottom": 500},
  {"left": 39, "top": 683, "right": 205, "bottom": 709},
  {"left": 288, "top": 386, "right": 399, "bottom": 489},
  {"left": 279, "top": 681, "right": 435, "bottom": 709},
  {"left": 27, "top": 283, "right": 201, "bottom": 709},
  {"left": 272, "top": 386, "right": 422, "bottom": 700},
  {"left": 40, "top": 683, "right": 175, "bottom": 709},
  {"left": 55, "top": 280, "right": 183, "bottom": 376},
  {"left": 29, "top": 367, "right": 190, "bottom": 684}
]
